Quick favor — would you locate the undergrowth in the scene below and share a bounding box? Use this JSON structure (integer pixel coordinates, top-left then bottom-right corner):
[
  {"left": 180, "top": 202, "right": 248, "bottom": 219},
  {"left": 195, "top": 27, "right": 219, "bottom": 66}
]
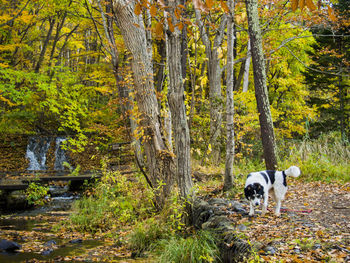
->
[
  {"left": 67, "top": 169, "right": 154, "bottom": 233},
  {"left": 157, "top": 230, "right": 220, "bottom": 263}
]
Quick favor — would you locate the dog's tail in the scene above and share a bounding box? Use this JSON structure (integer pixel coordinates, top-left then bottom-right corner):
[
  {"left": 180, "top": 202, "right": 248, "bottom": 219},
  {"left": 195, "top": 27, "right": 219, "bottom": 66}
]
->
[{"left": 284, "top": 166, "right": 301, "bottom": 177}]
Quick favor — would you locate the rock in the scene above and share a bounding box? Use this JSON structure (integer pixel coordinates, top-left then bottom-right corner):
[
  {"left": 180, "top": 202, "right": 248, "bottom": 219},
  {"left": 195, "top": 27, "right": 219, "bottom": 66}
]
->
[
  {"left": 41, "top": 248, "right": 53, "bottom": 255},
  {"left": 44, "top": 240, "right": 57, "bottom": 247},
  {"left": 208, "top": 198, "right": 229, "bottom": 206},
  {"left": 0, "top": 239, "right": 22, "bottom": 251},
  {"left": 237, "top": 224, "right": 247, "bottom": 231},
  {"left": 228, "top": 201, "right": 247, "bottom": 214},
  {"left": 202, "top": 215, "right": 234, "bottom": 232},
  {"left": 192, "top": 198, "right": 251, "bottom": 263},
  {"left": 263, "top": 245, "right": 277, "bottom": 255},
  {"left": 313, "top": 243, "right": 322, "bottom": 250},
  {"left": 69, "top": 238, "right": 82, "bottom": 244},
  {"left": 293, "top": 247, "right": 301, "bottom": 254}
]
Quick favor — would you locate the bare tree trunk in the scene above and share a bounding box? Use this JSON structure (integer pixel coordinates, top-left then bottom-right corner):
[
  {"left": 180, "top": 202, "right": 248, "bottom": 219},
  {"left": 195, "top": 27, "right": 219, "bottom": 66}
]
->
[
  {"left": 194, "top": 10, "right": 227, "bottom": 163},
  {"left": 165, "top": 0, "right": 193, "bottom": 221},
  {"left": 224, "top": 0, "right": 235, "bottom": 192},
  {"left": 113, "top": 0, "right": 175, "bottom": 209},
  {"left": 242, "top": 39, "right": 251, "bottom": 92},
  {"left": 35, "top": 18, "right": 55, "bottom": 72},
  {"left": 245, "top": 0, "right": 278, "bottom": 170}
]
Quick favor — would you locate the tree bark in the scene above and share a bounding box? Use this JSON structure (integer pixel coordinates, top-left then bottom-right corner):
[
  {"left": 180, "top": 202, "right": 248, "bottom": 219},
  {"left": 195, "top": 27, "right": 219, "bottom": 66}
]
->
[
  {"left": 165, "top": 0, "right": 193, "bottom": 219},
  {"left": 245, "top": 0, "right": 278, "bottom": 170},
  {"left": 194, "top": 9, "right": 227, "bottom": 163},
  {"left": 224, "top": 0, "right": 235, "bottom": 192},
  {"left": 113, "top": 0, "right": 175, "bottom": 209}
]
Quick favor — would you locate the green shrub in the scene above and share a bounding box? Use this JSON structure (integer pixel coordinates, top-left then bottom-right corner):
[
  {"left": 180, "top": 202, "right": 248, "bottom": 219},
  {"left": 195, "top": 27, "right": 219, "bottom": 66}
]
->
[
  {"left": 69, "top": 170, "right": 154, "bottom": 233},
  {"left": 157, "top": 231, "right": 220, "bottom": 263},
  {"left": 25, "top": 182, "right": 49, "bottom": 206}
]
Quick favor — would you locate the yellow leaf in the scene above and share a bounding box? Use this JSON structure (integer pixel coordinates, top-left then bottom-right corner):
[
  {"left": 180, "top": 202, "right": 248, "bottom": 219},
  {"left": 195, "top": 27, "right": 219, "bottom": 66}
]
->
[{"left": 134, "top": 3, "right": 141, "bottom": 16}]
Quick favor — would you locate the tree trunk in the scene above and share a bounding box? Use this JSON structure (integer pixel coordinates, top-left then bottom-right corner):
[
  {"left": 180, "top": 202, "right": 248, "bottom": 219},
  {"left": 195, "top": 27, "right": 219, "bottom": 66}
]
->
[
  {"left": 224, "top": 0, "right": 235, "bottom": 192},
  {"left": 245, "top": 0, "right": 278, "bottom": 170},
  {"left": 165, "top": 0, "right": 193, "bottom": 221},
  {"left": 194, "top": 10, "right": 227, "bottom": 164},
  {"left": 35, "top": 18, "right": 55, "bottom": 73},
  {"left": 113, "top": 0, "right": 175, "bottom": 209}
]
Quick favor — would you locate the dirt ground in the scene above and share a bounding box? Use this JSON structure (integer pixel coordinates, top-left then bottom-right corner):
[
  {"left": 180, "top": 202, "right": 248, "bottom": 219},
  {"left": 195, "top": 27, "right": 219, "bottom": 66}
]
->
[{"left": 229, "top": 180, "right": 350, "bottom": 262}]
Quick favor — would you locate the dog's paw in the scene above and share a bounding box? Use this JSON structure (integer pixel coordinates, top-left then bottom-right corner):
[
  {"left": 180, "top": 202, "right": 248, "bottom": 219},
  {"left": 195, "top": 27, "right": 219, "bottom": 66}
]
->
[
  {"left": 275, "top": 212, "right": 281, "bottom": 217},
  {"left": 249, "top": 212, "right": 254, "bottom": 217}
]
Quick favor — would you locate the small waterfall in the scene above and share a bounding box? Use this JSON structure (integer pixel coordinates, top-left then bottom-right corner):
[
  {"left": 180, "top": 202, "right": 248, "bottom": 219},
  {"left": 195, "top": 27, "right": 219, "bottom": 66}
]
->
[
  {"left": 25, "top": 136, "right": 69, "bottom": 171},
  {"left": 26, "top": 136, "right": 51, "bottom": 171},
  {"left": 54, "top": 137, "right": 68, "bottom": 171}
]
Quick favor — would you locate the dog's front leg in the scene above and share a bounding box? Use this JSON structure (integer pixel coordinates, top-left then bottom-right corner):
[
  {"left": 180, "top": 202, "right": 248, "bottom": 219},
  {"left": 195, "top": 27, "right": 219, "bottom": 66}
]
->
[
  {"left": 262, "top": 194, "right": 268, "bottom": 215},
  {"left": 249, "top": 202, "right": 255, "bottom": 216},
  {"left": 275, "top": 200, "right": 281, "bottom": 216}
]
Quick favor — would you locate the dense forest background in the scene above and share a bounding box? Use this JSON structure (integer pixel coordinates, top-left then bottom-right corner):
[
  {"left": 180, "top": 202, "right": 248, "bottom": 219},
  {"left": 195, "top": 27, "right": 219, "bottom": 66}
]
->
[
  {"left": 1, "top": 0, "right": 349, "bottom": 204},
  {"left": 0, "top": 0, "right": 349, "bottom": 262}
]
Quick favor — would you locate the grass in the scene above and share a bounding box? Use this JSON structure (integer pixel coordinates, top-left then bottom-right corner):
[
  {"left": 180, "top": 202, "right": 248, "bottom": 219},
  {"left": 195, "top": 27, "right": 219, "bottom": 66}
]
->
[
  {"left": 279, "top": 133, "right": 350, "bottom": 183},
  {"left": 157, "top": 230, "right": 220, "bottom": 263}
]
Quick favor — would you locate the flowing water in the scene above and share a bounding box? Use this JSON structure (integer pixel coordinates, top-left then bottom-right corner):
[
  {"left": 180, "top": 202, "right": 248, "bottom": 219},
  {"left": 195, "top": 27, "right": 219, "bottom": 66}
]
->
[
  {"left": 0, "top": 189, "right": 150, "bottom": 262},
  {"left": 1, "top": 137, "right": 149, "bottom": 262}
]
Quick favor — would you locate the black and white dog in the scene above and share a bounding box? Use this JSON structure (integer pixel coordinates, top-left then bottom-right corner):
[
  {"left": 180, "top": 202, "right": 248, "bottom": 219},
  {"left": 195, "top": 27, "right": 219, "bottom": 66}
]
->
[{"left": 244, "top": 166, "right": 300, "bottom": 216}]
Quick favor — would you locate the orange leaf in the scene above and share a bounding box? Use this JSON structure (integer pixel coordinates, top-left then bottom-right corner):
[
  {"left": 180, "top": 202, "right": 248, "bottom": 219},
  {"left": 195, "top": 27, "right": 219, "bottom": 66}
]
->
[
  {"left": 155, "top": 21, "right": 164, "bottom": 37},
  {"left": 327, "top": 5, "right": 336, "bottom": 21},
  {"left": 134, "top": 3, "right": 141, "bottom": 16},
  {"left": 220, "top": 0, "right": 230, "bottom": 13},
  {"left": 206, "top": 0, "right": 214, "bottom": 9},
  {"left": 305, "top": 0, "right": 316, "bottom": 11},
  {"left": 299, "top": 0, "right": 305, "bottom": 10},
  {"left": 291, "top": 0, "right": 299, "bottom": 11},
  {"left": 177, "top": 22, "right": 184, "bottom": 31},
  {"left": 167, "top": 17, "right": 175, "bottom": 32},
  {"left": 174, "top": 7, "right": 181, "bottom": 20},
  {"left": 150, "top": 5, "right": 157, "bottom": 17}
]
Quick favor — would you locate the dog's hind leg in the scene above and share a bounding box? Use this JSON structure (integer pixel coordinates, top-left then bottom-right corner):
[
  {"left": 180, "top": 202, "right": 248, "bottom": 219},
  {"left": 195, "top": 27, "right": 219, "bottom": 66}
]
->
[{"left": 275, "top": 199, "right": 281, "bottom": 216}]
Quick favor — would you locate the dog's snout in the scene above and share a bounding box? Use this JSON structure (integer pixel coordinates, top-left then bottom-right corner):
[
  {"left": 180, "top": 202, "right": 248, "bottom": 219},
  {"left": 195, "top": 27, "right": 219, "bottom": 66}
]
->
[{"left": 255, "top": 202, "right": 259, "bottom": 206}]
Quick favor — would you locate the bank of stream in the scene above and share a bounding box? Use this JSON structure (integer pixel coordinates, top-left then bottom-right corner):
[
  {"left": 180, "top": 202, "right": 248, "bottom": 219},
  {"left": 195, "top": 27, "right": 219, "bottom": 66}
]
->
[{"left": 0, "top": 187, "right": 149, "bottom": 263}]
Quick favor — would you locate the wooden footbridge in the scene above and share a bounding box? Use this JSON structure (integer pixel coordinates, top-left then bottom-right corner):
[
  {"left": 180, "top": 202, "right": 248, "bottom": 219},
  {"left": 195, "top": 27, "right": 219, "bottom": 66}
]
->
[{"left": 0, "top": 142, "right": 137, "bottom": 192}]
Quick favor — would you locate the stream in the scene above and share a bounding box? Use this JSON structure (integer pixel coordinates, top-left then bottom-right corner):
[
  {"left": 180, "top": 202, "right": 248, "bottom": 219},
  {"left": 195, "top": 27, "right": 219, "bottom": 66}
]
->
[{"left": 0, "top": 187, "right": 148, "bottom": 263}]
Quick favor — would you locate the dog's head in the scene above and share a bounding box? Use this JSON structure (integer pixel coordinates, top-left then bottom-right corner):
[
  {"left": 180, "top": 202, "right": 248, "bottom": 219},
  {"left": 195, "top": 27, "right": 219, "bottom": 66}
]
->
[{"left": 244, "top": 183, "right": 264, "bottom": 206}]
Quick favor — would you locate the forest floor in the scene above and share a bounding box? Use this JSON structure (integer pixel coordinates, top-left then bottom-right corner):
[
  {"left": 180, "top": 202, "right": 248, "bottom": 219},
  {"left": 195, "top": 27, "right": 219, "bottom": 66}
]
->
[
  {"left": 227, "top": 180, "right": 350, "bottom": 262},
  {"left": 1, "top": 179, "right": 349, "bottom": 262}
]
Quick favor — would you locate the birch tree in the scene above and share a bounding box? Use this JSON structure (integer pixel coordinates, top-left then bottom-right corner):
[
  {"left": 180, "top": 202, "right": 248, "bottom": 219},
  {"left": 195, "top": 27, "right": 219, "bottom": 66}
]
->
[{"left": 224, "top": 0, "right": 235, "bottom": 192}]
